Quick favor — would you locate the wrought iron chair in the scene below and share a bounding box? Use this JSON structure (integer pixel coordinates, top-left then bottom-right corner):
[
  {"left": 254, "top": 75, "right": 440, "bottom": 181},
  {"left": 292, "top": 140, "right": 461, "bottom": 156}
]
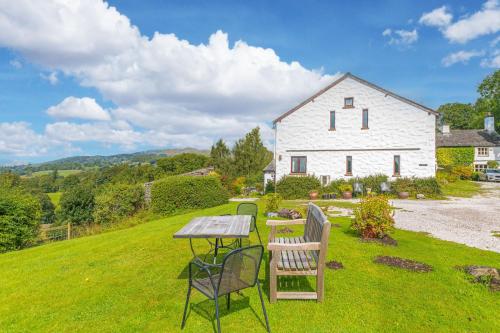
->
[
  {"left": 181, "top": 245, "right": 270, "bottom": 333},
  {"left": 237, "top": 203, "right": 262, "bottom": 245}
]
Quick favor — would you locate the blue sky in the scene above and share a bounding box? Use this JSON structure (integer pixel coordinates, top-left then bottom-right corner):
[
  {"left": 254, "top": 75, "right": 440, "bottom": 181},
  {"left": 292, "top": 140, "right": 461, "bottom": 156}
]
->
[{"left": 0, "top": 0, "right": 498, "bottom": 164}]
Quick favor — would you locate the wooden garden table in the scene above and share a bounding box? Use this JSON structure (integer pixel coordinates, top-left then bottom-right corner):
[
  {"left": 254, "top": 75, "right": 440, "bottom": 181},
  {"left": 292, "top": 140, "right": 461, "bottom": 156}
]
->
[{"left": 174, "top": 215, "right": 251, "bottom": 263}]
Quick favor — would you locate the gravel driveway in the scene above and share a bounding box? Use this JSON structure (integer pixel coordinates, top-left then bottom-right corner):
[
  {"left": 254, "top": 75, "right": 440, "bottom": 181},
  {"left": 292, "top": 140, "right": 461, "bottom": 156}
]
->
[{"left": 393, "top": 182, "right": 500, "bottom": 253}]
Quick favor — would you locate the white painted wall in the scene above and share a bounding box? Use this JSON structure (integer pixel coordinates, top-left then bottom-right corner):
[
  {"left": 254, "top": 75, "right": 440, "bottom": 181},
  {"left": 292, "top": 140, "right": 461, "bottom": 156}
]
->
[
  {"left": 274, "top": 77, "right": 437, "bottom": 181},
  {"left": 263, "top": 171, "right": 274, "bottom": 188},
  {"left": 474, "top": 146, "right": 500, "bottom": 164}
]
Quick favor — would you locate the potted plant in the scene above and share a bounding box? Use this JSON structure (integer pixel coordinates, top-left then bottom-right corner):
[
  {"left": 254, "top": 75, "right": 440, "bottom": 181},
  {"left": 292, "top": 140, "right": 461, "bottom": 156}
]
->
[
  {"left": 309, "top": 189, "right": 319, "bottom": 200},
  {"left": 339, "top": 184, "right": 353, "bottom": 199},
  {"left": 392, "top": 177, "right": 413, "bottom": 199}
]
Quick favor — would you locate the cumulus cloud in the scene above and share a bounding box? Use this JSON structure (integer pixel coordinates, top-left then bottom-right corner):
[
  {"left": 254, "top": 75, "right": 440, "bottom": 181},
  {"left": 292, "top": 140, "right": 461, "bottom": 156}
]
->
[
  {"left": 480, "top": 49, "right": 500, "bottom": 68},
  {"left": 0, "top": 122, "right": 49, "bottom": 156},
  {"left": 419, "top": 6, "right": 453, "bottom": 27},
  {"left": 382, "top": 29, "right": 419, "bottom": 46},
  {"left": 421, "top": 1, "right": 500, "bottom": 43},
  {"left": 441, "top": 50, "right": 485, "bottom": 66},
  {"left": 46, "top": 97, "right": 111, "bottom": 121},
  {"left": 0, "top": 0, "right": 336, "bottom": 157}
]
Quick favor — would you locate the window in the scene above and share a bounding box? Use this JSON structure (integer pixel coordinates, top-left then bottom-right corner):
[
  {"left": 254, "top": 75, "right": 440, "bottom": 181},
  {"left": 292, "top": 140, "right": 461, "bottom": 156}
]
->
[
  {"left": 474, "top": 163, "right": 487, "bottom": 172},
  {"left": 362, "top": 109, "right": 369, "bottom": 129},
  {"left": 344, "top": 97, "right": 354, "bottom": 108},
  {"left": 329, "top": 111, "right": 336, "bottom": 130},
  {"left": 291, "top": 156, "right": 307, "bottom": 174},
  {"left": 346, "top": 156, "right": 352, "bottom": 175},
  {"left": 393, "top": 155, "right": 401, "bottom": 176},
  {"left": 477, "top": 147, "right": 489, "bottom": 157}
]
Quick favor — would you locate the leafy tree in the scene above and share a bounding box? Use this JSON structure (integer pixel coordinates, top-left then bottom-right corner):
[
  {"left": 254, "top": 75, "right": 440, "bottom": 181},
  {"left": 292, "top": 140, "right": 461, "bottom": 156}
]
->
[
  {"left": 0, "top": 172, "right": 21, "bottom": 188},
  {"left": 0, "top": 188, "right": 41, "bottom": 252},
  {"left": 35, "top": 192, "right": 56, "bottom": 224},
  {"left": 437, "top": 103, "right": 477, "bottom": 129},
  {"left": 232, "top": 127, "right": 273, "bottom": 180},
  {"left": 210, "top": 139, "right": 232, "bottom": 175},
  {"left": 59, "top": 184, "right": 95, "bottom": 225},
  {"left": 156, "top": 153, "right": 208, "bottom": 175},
  {"left": 476, "top": 70, "right": 499, "bottom": 131},
  {"left": 93, "top": 184, "right": 144, "bottom": 225},
  {"left": 61, "top": 174, "right": 80, "bottom": 191}
]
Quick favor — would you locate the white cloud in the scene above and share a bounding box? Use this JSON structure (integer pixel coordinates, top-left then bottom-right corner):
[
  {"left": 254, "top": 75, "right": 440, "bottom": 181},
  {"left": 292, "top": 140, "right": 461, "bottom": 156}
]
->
[
  {"left": 40, "top": 71, "right": 59, "bottom": 85},
  {"left": 0, "top": 0, "right": 336, "bottom": 157},
  {"left": 441, "top": 50, "right": 485, "bottom": 66},
  {"left": 491, "top": 35, "right": 500, "bottom": 46},
  {"left": 480, "top": 49, "right": 500, "bottom": 67},
  {"left": 419, "top": 6, "right": 453, "bottom": 27},
  {"left": 0, "top": 122, "right": 49, "bottom": 156},
  {"left": 382, "top": 29, "right": 418, "bottom": 46},
  {"left": 46, "top": 97, "right": 111, "bottom": 121},
  {"left": 9, "top": 59, "right": 22, "bottom": 69}
]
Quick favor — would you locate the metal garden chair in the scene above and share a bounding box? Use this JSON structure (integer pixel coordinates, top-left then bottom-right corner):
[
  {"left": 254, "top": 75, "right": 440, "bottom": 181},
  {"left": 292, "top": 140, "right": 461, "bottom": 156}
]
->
[
  {"left": 237, "top": 203, "right": 262, "bottom": 245},
  {"left": 181, "top": 245, "right": 270, "bottom": 333}
]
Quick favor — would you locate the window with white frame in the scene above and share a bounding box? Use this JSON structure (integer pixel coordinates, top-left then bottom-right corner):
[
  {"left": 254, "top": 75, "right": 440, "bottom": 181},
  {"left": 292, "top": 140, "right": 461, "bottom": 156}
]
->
[
  {"left": 477, "top": 147, "right": 489, "bottom": 157},
  {"left": 474, "top": 163, "right": 487, "bottom": 172}
]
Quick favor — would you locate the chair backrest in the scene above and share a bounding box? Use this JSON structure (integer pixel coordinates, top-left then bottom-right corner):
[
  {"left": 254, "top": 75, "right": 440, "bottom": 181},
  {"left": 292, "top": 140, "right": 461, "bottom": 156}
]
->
[
  {"left": 218, "top": 245, "right": 263, "bottom": 295},
  {"left": 237, "top": 203, "right": 258, "bottom": 219},
  {"left": 303, "top": 203, "right": 331, "bottom": 263}
]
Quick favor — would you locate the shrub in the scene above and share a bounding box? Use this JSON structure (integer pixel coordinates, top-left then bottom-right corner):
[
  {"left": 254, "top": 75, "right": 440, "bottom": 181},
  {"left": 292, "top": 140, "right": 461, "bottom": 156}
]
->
[
  {"left": 358, "top": 174, "right": 389, "bottom": 193},
  {"left": 391, "top": 177, "right": 414, "bottom": 194},
  {"left": 151, "top": 176, "right": 229, "bottom": 215},
  {"left": 264, "top": 193, "right": 282, "bottom": 213},
  {"left": 0, "top": 188, "right": 41, "bottom": 252},
  {"left": 413, "top": 177, "right": 441, "bottom": 196},
  {"left": 339, "top": 183, "right": 353, "bottom": 193},
  {"left": 487, "top": 160, "right": 499, "bottom": 169},
  {"left": 451, "top": 165, "right": 473, "bottom": 180},
  {"left": 437, "top": 147, "right": 474, "bottom": 168},
  {"left": 36, "top": 192, "right": 56, "bottom": 224},
  {"left": 93, "top": 184, "right": 144, "bottom": 225},
  {"left": 275, "top": 176, "right": 321, "bottom": 199},
  {"left": 59, "top": 184, "right": 95, "bottom": 225},
  {"left": 156, "top": 153, "right": 209, "bottom": 175},
  {"left": 352, "top": 195, "right": 394, "bottom": 238},
  {"left": 264, "top": 180, "right": 275, "bottom": 194},
  {"left": 231, "top": 176, "right": 246, "bottom": 195},
  {"left": 471, "top": 172, "right": 481, "bottom": 181}
]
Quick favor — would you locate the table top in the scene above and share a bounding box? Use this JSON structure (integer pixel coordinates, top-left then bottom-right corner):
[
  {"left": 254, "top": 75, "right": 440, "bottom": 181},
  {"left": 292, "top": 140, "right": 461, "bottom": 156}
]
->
[{"left": 173, "top": 215, "right": 252, "bottom": 239}]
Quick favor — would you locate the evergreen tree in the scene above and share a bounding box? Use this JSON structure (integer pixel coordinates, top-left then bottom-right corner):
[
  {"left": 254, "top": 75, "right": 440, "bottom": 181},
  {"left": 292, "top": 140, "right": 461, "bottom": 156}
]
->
[
  {"left": 232, "top": 127, "right": 273, "bottom": 179},
  {"left": 209, "top": 139, "right": 232, "bottom": 175}
]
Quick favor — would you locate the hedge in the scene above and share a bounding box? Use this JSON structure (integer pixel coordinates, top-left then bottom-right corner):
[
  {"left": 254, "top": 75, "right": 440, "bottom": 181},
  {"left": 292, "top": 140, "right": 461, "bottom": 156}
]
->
[
  {"left": 437, "top": 147, "right": 474, "bottom": 168},
  {"left": 151, "top": 176, "right": 229, "bottom": 214},
  {"left": 276, "top": 176, "right": 321, "bottom": 199},
  {"left": 93, "top": 184, "right": 144, "bottom": 225}
]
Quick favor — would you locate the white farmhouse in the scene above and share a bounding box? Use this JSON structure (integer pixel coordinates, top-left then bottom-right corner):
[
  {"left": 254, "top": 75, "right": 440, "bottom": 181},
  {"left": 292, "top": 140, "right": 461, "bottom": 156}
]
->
[
  {"left": 268, "top": 73, "right": 439, "bottom": 185},
  {"left": 437, "top": 115, "right": 500, "bottom": 172}
]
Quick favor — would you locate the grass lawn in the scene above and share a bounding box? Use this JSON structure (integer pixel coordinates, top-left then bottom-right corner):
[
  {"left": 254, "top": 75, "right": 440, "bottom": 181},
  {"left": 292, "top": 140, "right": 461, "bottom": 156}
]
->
[
  {"left": 1, "top": 201, "right": 499, "bottom": 332},
  {"left": 47, "top": 192, "right": 62, "bottom": 208},
  {"left": 441, "top": 180, "right": 482, "bottom": 198},
  {"left": 30, "top": 169, "right": 82, "bottom": 177}
]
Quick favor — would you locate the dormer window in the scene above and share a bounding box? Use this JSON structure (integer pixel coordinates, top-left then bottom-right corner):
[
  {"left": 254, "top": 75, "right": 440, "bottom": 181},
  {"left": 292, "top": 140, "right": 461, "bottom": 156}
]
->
[{"left": 344, "top": 97, "right": 354, "bottom": 108}]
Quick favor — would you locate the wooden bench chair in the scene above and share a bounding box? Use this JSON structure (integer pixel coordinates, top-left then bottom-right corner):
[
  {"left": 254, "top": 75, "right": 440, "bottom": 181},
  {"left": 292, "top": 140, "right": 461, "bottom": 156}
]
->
[{"left": 267, "top": 203, "right": 331, "bottom": 302}]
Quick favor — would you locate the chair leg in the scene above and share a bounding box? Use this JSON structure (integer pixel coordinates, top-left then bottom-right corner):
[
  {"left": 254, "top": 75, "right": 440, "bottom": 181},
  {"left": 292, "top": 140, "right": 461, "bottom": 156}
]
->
[
  {"left": 214, "top": 294, "right": 221, "bottom": 333},
  {"left": 257, "top": 280, "right": 271, "bottom": 333},
  {"left": 227, "top": 293, "right": 230, "bottom": 310},
  {"left": 181, "top": 283, "right": 191, "bottom": 329}
]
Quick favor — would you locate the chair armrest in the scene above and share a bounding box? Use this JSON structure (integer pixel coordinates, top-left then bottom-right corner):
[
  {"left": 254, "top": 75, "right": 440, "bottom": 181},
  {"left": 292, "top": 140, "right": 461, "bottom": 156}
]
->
[
  {"left": 267, "top": 242, "right": 321, "bottom": 251},
  {"left": 266, "top": 219, "right": 306, "bottom": 226}
]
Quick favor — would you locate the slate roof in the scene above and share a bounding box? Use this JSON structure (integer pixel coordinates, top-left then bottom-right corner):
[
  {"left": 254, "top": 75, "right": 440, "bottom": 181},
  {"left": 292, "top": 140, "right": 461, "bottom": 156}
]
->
[
  {"left": 436, "top": 130, "right": 500, "bottom": 147},
  {"left": 263, "top": 160, "right": 275, "bottom": 172}
]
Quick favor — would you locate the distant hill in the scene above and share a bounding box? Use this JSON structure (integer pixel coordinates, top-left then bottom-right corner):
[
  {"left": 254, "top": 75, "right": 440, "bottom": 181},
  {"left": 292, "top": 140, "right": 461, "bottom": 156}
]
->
[{"left": 0, "top": 148, "right": 209, "bottom": 175}]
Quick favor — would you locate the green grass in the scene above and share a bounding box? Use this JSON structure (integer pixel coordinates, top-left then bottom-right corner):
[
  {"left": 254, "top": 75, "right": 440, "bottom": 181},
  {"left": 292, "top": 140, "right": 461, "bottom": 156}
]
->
[
  {"left": 441, "top": 180, "right": 482, "bottom": 198},
  {"left": 47, "top": 192, "right": 62, "bottom": 208},
  {"left": 1, "top": 201, "right": 499, "bottom": 332},
  {"left": 30, "top": 169, "right": 82, "bottom": 177}
]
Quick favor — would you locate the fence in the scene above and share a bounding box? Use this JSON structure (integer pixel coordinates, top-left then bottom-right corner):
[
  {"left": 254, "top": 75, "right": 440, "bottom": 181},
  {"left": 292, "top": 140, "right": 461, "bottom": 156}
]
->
[{"left": 39, "top": 223, "right": 71, "bottom": 243}]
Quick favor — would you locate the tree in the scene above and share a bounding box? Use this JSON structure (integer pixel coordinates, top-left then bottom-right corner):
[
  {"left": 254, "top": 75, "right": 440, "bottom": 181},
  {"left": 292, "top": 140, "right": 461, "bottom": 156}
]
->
[
  {"left": 232, "top": 127, "right": 273, "bottom": 181},
  {"left": 59, "top": 184, "right": 95, "bottom": 225},
  {"left": 156, "top": 153, "right": 208, "bottom": 175},
  {"left": 477, "top": 69, "right": 499, "bottom": 131},
  {"left": 210, "top": 139, "right": 232, "bottom": 175},
  {"left": 437, "top": 103, "right": 477, "bottom": 129}
]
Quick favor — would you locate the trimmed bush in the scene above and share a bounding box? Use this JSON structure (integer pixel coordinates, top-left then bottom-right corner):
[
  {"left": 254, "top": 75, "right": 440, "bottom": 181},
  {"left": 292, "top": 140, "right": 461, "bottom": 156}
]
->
[
  {"left": 93, "top": 184, "right": 144, "bottom": 225},
  {"left": 352, "top": 195, "right": 394, "bottom": 238},
  {"left": 391, "top": 177, "right": 414, "bottom": 194},
  {"left": 0, "top": 188, "right": 41, "bottom": 252},
  {"left": 59, "top": 184, "right": 95, "bottom": 225},
  {"left": 451, "top": 165, "right": 473, "bottom": 180},
  {"left": 413, "top": 177, "right": 441, "bottom": 196},
  {"left": 276, "top": 176, "right": 321, "bottom": 199},
  {"left": 151, "top": 176, "right": 229, "bottom": 215}
]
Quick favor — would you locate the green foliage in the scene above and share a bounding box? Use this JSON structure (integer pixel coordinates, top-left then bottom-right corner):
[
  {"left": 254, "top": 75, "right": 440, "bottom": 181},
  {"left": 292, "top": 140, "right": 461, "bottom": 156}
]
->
[
  {"left": 264, "top": 179, "right": 275, "bottom": 194},
  {"left": 93, "top": 184, "right": 144, "bottom": 225},
  {"left": 437, "top": 170, "right": 458, "bottom": 184},
  {"left": 151, "top": 176, "right": 228, "bottom": 215},
  {"left": 210, "top": 139, "right": 232, "bottom": 176},
  {"left": 413, "top": 177, "right": 441, "bottom": 196},
  {"left": 339, "top": 183, "right": 353, "bottom": 193},
  {"left": 275, "top": 175, "right": 321, "bottom": 199},
  {"left": 156, "top": 153, "right": 208, "bottom": 176},
  {"left": 352, "top": 195, "right": 394, "bottom": 238},
  {"left": 60, "top": 174, "right": 80, "bottom": 191},
  {"left": 0, "top": 172, "right": 21, "bottom": 188},
  {"left": 231, "top": 127, "right": 273, "bottom": 180},
  {"left": 230, "top": 176, "right": 246, "bottom": 195},
  {"left": 438, "top": 103, "right": 477, "bottom": 129},
  {"left": 59, "top": 184, "right": 95, "bottom": 225},
  {"left": 356, "top": 174, "right": 389, "bottom": 193},
  {"left": 477, "top": 70, "right": 500, "bottom": 131},
  {"left": 0, "top": 188, "right": 41, "bottom": 252},
  {"left": 451, "top": 165, "right": 474, "bottom": 180},
  {"left": 487, "top": 160, "right": 499, "bottom": 169},
  {"left": 36, "top": 192, "right": 56, "bottom": 224},
  {"left": 391, "top": 177, "right": 414, "bottom": 193},
  {"left": 437, "top": 147, "right": 475, "bottom": 168},
  {"left": 264, "top": 193, "right": 282, "bottom": 213}
]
